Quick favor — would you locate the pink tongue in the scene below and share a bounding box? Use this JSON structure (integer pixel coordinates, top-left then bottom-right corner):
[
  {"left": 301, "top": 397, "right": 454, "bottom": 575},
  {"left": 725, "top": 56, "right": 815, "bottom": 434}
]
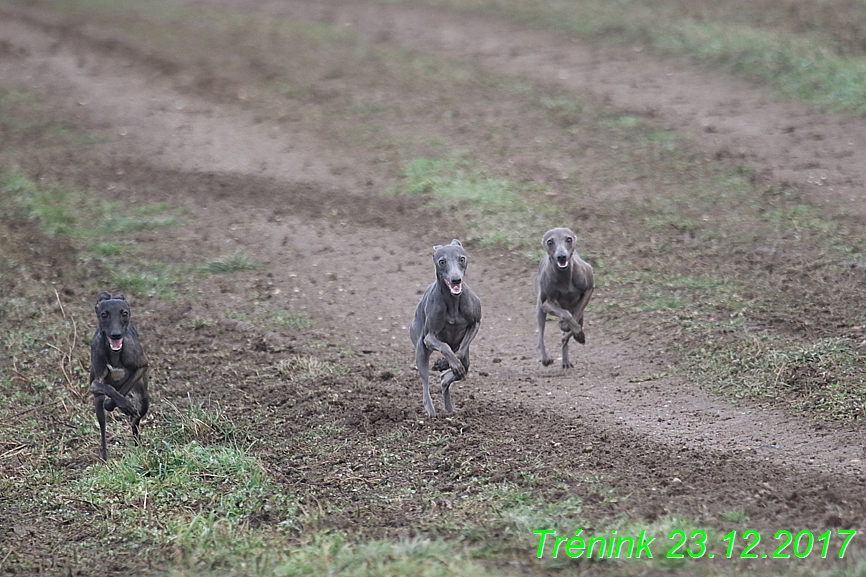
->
[{"left": 110, "top": 338, "right": 123, "bottom": 351}]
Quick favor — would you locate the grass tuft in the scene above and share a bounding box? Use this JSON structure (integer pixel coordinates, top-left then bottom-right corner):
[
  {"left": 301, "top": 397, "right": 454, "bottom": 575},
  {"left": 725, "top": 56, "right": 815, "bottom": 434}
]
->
[
  {"left": 201, "top": 251, "right": 262, "bottom": 274},
  {"left": 111, "top": 262, "right": 183, "bottom": 300},
  {"left": 275, "top": 355, "right": 348, "bottom": 381}
]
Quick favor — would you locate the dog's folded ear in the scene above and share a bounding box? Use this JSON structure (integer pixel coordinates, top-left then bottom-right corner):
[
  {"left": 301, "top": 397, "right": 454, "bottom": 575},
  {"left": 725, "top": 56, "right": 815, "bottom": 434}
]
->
[
  {"left": 113, "top": 294, "right": 127, "bottom": 301},
  {"left": 450, "top": 239, "right": 462, "bottom": 247},
  {"left": 433, "top": 245, "right": 443, "bottom": 254}
]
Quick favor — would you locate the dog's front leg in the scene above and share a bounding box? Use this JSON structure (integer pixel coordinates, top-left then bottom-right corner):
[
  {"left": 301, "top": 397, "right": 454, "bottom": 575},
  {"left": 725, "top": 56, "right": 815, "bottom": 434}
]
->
[
  {"left": 454, "top": 322, "right": 480, "bottom": 371},
  {"left": 415, "top": 338, "right": 436, "bottom": 417},
  {"left": 423, "top": 333, "right": 464, "bottom": 378},
  {"left": 540, "top": 300, "right": 581, "bottom": 334},
  {"left": 568, "top": 286, "right": 593, "bottom": 343},
  {"left": 102, "top": 366, "right": 148, "bottom": 411},
  {"left": 90, "top": 381, "right": 140, "bottom": 418},
  {"left": 116, "top": 366, "right": 148, "bottom": 397}
]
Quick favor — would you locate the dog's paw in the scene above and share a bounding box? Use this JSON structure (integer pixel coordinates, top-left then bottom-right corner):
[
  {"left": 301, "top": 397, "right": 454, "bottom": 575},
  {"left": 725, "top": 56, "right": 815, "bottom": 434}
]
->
[
  {"left": 562, "top": 361, "right": 574, "bottom": 369},
  {"left": 119, "top": 405, "right": 141, "bottom": 418},
  {"left": 431, "top": 358, "right": 449, "bottom": 372},
  {"left": 541, "top": 358, "right": 554, "bottom": 367},
  {"left": 450, "top": 362, "right": 467, "bottom": 378},
  {"left": 576, "top": 330, "right": 586, "bottom": 344}
]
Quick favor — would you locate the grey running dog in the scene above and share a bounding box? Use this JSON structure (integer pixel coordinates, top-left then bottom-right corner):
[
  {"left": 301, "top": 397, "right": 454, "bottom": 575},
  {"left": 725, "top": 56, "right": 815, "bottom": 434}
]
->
[
  {"left": 410, "top": 240, "right": 482, "bottom": 416},
  {"left": 535, "top": 227, "right": 594, "bottom": 368},
  {"left": 89, "top": 292, "right": 149, "bottom": 461}
]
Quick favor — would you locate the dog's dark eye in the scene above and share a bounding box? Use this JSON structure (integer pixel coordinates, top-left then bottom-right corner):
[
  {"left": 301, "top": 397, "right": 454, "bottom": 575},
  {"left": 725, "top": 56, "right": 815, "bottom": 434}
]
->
[
  {"left": 566, "top": 237, "right": 573, "bottom": 244},
  {"left": 547, "top": 239, "right": 554, "bottom": 246},
  {"left": 100, "top": 312, "right": 108, "bottom": 318},
  {"left": 438, "top": 259, "right": 446, "bottom": 266},
  {"left": 121, "top": 311, "right": 129, "bottom": 317},
  {"left": 459, "top": 257, "right": 466, "bottom": 264}
]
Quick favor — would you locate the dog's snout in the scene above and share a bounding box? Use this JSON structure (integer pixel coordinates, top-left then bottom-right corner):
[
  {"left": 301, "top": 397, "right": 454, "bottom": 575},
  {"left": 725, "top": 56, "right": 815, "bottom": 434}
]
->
[
  {"left": 450, "top": 275, "right": 462, "bottom": 284},
  {"left": 111, "top": 331, "right": 123, "bottom": 340}
]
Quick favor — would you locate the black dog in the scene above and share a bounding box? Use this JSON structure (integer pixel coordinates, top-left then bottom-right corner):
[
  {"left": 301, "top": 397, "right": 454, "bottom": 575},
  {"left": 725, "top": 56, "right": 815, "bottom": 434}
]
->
[
  {"left": 410, "top": 240, "right": 482, "bottom": 416},
  {"left": 90, "top": 292, "right": 149, "bottom": 461}
]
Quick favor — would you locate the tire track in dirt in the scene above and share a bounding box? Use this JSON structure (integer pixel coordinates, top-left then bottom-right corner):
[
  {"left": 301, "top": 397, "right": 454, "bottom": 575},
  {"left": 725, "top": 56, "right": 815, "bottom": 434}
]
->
[
  {"left": 2, "top": 6, "right": 866, "bottom": 534},
  {"left": 213, "top": 0, "right": 866, "bottom": 221}
]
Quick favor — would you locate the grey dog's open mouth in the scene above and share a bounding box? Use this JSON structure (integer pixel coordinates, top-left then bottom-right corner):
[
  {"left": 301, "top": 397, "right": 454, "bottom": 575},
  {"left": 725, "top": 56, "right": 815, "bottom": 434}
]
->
[
  {"left": 556, "top": 259, "right": 569, "bottom": 269},
  {"left": 109, "top": 337, "right": 123, "bottom": 351},
  {"left": 446, "top": 280, "right": 463, "bottom": 295}
]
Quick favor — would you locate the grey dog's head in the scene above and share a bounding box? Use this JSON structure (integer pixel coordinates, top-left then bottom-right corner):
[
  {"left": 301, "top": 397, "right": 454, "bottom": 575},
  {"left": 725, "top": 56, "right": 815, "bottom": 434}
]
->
[
  {"left": 433, "top": 239, "right": 468, "bottom": 295},
  {"left": 542, "top": 227, "right": 576, "bottom": 270},
  {"left": 95, "top": 292, "right": 130, "bottom": 351}
]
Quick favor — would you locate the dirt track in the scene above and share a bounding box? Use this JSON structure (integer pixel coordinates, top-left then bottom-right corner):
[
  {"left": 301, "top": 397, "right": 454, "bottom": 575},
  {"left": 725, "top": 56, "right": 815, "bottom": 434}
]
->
[{"left": 3, "top": 0, "right": 866, "bottom": 570}]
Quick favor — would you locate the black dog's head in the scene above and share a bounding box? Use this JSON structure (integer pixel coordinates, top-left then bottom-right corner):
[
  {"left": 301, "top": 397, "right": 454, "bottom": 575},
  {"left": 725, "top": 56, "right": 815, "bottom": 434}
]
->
[
  {"left": 542, "top": 227, "right": 576, "bottom": 270},
  {"left": 433, "top": 239, "right": 468, "bottom": 296},
  {"left": 95, "top": 292, "right": 130, "bottom": 351}
]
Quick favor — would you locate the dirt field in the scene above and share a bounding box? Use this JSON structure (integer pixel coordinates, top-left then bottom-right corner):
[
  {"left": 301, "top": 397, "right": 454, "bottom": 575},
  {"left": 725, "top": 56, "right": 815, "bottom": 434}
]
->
[{"left": 2, "top": 0, "right": 866, "bottom": 575}]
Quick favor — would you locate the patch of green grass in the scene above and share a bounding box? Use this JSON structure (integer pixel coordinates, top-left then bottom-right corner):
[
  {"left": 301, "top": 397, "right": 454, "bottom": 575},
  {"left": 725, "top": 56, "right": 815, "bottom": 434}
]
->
[
  {"left": 78, "top": 441, "right": 273, "bottom": 524},
  {"left": 0, "top": 86, "right": 110, "bottom": 149},
  {"left": 275, "top": 355, "right": 350, "bottom": 382},
  {"left": 720, "top": 508, "right": 748, "bottom": 523},
  {"left": 61, "top": 402, "right": 299, "bottom": 569},
  {"left": 401, "top": 157, "right": 521, "bottom": 206},
  {"left": 0, "top": 170, "right": 181, "bottom": 240},
  {"left": 111, "top": 262, "right": 184, "bottom": 300},
  {"left": 223, "top": 310, "right": 250, "bottom": 321},
  {"left": 265, "top": 310, "right": 314, "bottom": 330},
  {"left": 97, "top": 212, "right": 180, "bottom": 235},
  {"left": 690, "top": 336, "right": 866, "bottom": 421},
  {"left": 539, "top": 95, "right": 584, "bottom": 124},
  {"left": 166, "top": 532, "right": 499, "bottom": 577},
  {"left": 377, "top": 0, "right": 866, "bottom": 116},
  {"left": 655, "top": 19, "right": 866, "bottom": 115},
  {"left": 163, "top": 399, "right": 238, "bottom": 446},
  {"left": 394, "top": 156, "right": 555, "bottom": 251},
  {"left": 93, "top": 241, "right": 124, "bottom": 256},
  {"left": 201, "top": 251, "right": 262, "bottom": 274}
]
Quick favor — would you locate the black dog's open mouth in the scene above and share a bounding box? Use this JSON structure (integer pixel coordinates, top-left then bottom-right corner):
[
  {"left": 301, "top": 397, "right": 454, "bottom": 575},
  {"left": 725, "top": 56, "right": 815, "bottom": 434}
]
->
[
  {"left": 109, "top": 337, "right": 123, "bottom": 351},
  {"left": 446, "top": 280, "right": 463, "bottom": 295}
]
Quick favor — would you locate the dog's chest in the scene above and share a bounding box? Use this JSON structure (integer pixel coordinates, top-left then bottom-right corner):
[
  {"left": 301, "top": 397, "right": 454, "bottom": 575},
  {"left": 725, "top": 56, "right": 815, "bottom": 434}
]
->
[
  {"left": 437, "top": 310, "right": 470, "bottom": 345},
  {"left": 549, "top": 283, "right": 583, "bottom": 308},
  {"left": 442, "top": 305, "right": 473, "bottom": 329},
  {"left": 106, "top": 364, "right": 126, "bottom": 385}
]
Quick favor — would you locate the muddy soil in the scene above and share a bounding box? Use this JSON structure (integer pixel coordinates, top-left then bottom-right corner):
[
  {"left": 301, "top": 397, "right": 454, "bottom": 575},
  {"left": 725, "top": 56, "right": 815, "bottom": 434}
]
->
[{"left": 2, "top": 0, "right": 866, "bottom": 573}]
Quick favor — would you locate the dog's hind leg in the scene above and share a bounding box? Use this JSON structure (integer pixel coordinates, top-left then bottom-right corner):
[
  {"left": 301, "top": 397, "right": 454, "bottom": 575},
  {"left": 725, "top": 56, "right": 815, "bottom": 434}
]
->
[
  {"left": 440, "top": 371, "right": 454, "bottom": 412},
  {"left": 439, "top": 348, "right": 471, "bottom": 412},
  {"left": 431, "top": 357, "right": 449, "bottom": 372},
  {"left": 537, "top": 300, "right": 554, "bottom": 366},
  {"left": 415, "top": 339, "right": 436, "bottom": 417},
  {"left": 130, "top": 391, "right": 149, "bottom": 445},
  {"left": 560, "top": 328, "right": 574, "bottom": 369},
  {"left": 94, "top": 393, "right": 108, "bottom": 461},
  {"left": 559, "top": 317, "right": 585, "bottom": 369}
]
